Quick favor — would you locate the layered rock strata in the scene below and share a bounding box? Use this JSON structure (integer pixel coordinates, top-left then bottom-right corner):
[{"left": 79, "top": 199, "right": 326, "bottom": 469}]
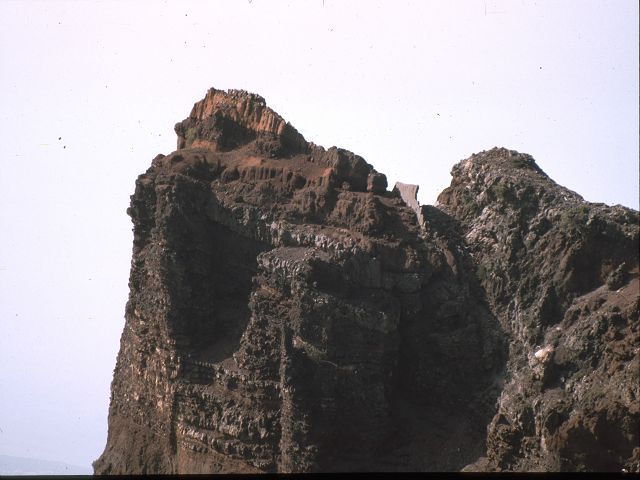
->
[{"left": 95, "top": 88, "right": 639, "bottom": 473}]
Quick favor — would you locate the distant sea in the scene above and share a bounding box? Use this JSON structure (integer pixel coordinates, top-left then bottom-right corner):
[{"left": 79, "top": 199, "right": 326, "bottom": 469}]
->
[{"left": 0, "top": 454, "right": 92, "bottom": 475}]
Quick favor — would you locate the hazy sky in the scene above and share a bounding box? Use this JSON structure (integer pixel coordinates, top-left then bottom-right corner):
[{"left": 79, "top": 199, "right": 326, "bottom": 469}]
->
[{"left": 0, "top": 0, "right": 637, "bottom": 469}]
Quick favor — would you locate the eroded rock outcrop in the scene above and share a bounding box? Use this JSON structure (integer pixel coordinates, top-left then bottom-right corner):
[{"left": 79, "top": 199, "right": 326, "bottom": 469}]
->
[
  {"left": 95, "top": 89, "right": 639, "bottom": 473},
  {"left": 437, "top": 149, "right": 639, "bottom": 472}
]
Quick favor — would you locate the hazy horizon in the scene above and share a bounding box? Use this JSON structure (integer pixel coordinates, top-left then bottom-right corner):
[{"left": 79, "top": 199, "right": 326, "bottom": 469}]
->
[
  {"left": 0, "top": 0, "right": 638, "bottom": 469},
  {"left": 0, "top": 454, "right": 92, "bottom": 475}
]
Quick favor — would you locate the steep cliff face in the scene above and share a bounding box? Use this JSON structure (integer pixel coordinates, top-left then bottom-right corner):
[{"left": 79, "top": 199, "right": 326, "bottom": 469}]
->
[
  {"left": 95, "top": 88, "right": 639, "bottom": 473},
  {"left": 437, "top": 149, "right": 639, "bottom": 471}
]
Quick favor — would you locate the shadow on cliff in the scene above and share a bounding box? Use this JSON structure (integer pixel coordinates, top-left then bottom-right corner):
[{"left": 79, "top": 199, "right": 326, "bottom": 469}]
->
[
  {"left": 374, "top": 205, "right": 508, "bottom": 471},
  {"left": 157, "top": 175, "right": 272, "bottom": 366}
]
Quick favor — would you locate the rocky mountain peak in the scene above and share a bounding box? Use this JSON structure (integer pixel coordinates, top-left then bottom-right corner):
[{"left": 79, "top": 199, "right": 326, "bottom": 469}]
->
[
  {"left": 96, "top": 89, "right": 639, "bottom": 474},
  {"left": 437, "top": 147, "right": 580, "bottom": 221},
  {"left": 175, "top": 87, "right": 308, "bottom": 155},
  {"left": 438, "top": 145, "right": 637, "bottom": 300}
]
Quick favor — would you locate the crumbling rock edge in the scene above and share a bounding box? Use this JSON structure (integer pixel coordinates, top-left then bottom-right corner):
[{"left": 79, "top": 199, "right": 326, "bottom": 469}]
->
[{"left": 95, "top": 88, "right": 639, "bottom": 473}]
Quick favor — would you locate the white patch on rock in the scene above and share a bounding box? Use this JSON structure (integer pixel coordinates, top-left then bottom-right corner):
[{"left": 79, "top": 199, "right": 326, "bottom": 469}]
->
[{"left": 534, "top": 346, "right": 554, "bottom": 363}]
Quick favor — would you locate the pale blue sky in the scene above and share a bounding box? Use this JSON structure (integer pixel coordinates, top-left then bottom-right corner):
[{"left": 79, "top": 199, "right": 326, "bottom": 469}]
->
[{"left": 0, "top": 0, "right": 637, "bottom": 469}]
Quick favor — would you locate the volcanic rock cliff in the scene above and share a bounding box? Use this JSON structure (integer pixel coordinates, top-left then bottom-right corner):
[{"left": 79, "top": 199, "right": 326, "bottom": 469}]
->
[{"left": 94, "top": 88, "right": 639, "bottom": 473}]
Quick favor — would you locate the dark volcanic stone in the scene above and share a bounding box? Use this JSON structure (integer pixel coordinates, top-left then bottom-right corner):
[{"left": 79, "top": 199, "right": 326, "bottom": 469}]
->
[{"left": 94, "top": 91, "right": 639, "bottom": 474}]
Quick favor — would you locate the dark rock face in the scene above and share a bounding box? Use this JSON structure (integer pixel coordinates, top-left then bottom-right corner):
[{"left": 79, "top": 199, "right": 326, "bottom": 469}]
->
[
  {"left": 94, "top": 89, "right": 639, "bottom": 473},
  {"left": 437, "top": 149, "right": 639, "bottom": 472}
]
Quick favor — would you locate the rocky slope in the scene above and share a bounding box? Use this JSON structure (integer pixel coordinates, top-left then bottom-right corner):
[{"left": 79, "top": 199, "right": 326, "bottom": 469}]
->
[
  {"left": 437, "top": 149, "right": 639, "bottom": 471},
  {"left": 94, "top": 88, "right": 639, "bottom": 473}
]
